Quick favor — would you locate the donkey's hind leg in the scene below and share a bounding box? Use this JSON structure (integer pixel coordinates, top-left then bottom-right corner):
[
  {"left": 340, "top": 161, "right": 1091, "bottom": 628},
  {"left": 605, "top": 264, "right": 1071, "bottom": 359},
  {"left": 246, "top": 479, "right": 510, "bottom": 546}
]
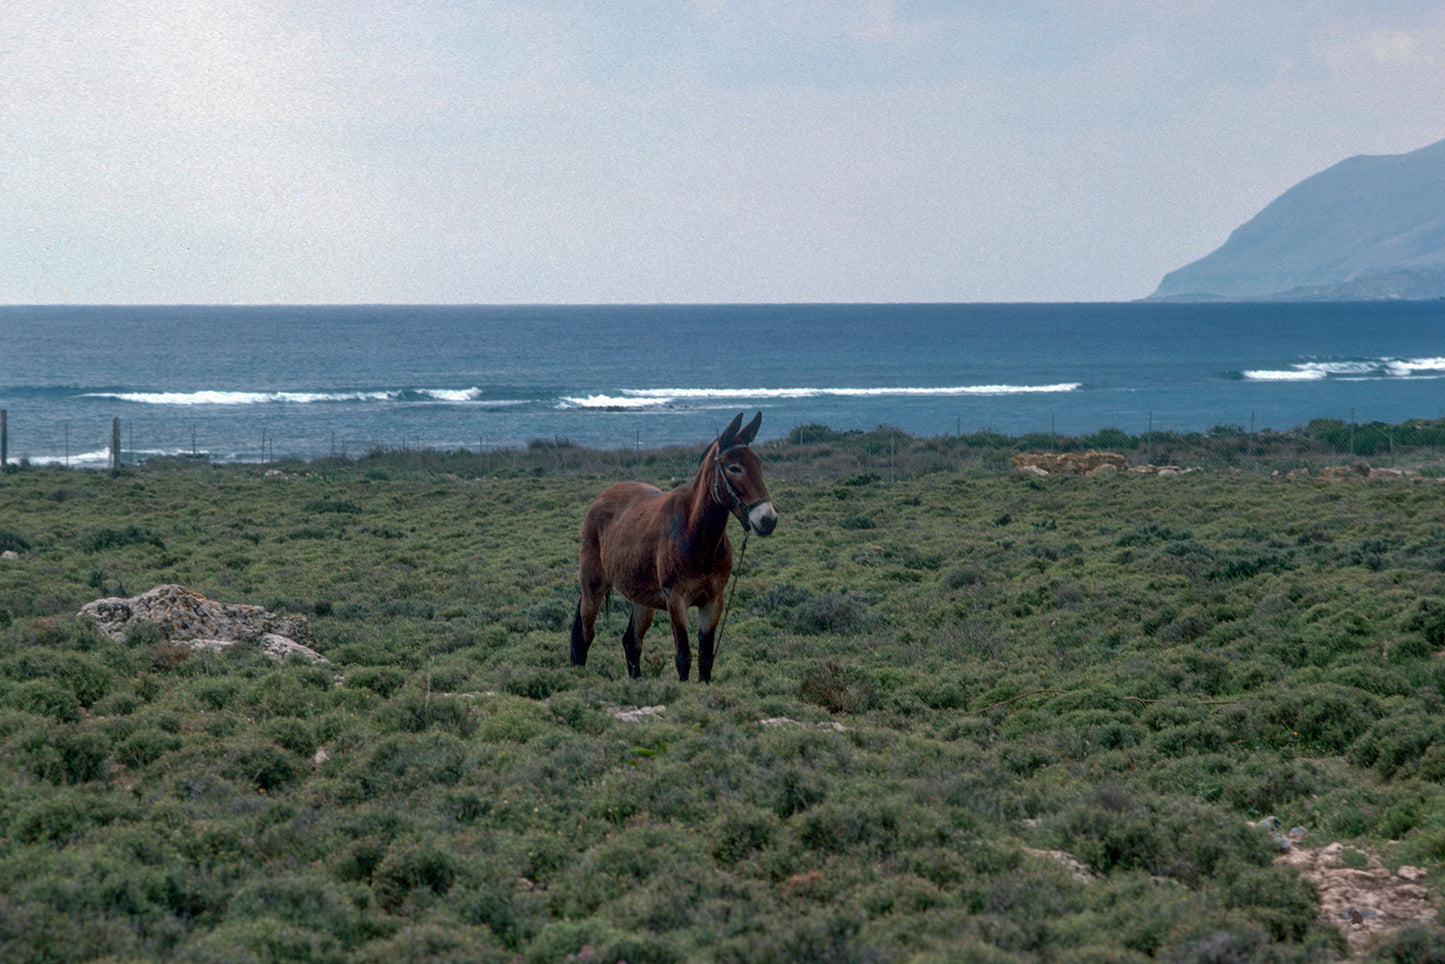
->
[
  {"left": 571, "top": 575, "right": 609, "bottom": 667},
  {"left": 570, "top": 600, "right": 593, "bottom": 667}
]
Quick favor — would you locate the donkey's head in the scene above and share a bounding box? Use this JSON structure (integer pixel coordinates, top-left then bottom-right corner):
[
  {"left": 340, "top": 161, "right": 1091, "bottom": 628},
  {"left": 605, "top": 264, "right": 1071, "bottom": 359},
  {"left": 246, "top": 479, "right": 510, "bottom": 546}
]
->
[{"left": 711, "top": 412, "right": 777, "bottom": 536}]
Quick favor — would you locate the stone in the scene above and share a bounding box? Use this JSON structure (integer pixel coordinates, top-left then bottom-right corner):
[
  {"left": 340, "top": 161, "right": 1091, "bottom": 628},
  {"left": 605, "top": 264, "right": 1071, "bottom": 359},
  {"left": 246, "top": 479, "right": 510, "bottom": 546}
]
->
[
  {"left": 1012, "top": 451, "right": 1128, "bottom": 476},
  {"left": 78, "top": 584, "right": 328, "bottom": 665},
  {"left": 1322, "top": 461, "right": 1375, "bottom": 480},
  {"left": 603, "top": 702, "right": 666, "bottom": 722}
]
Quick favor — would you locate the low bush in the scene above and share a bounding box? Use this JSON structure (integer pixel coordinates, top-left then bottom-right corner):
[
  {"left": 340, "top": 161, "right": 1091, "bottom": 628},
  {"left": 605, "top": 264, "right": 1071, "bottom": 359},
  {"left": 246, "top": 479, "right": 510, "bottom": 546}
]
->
[
  {"left": 790, "top": 591, "right": 867, "bottom": 634},
  {"left": 78, "top": 525, "right": 165, "bottom": 553}
]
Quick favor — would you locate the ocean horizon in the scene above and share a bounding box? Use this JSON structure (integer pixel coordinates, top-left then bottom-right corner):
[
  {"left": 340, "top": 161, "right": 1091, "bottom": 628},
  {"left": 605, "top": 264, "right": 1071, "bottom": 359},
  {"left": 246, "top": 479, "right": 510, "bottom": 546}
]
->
[{"left": 3, "top": 302, "right": 1443, "bottom": 466}]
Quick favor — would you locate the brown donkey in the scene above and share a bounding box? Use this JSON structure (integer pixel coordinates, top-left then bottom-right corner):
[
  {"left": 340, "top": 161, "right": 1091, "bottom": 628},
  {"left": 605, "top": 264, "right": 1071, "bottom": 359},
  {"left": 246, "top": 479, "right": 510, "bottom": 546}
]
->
[{"left": 570, "top": 412, "right": 777, "bottom": 681}]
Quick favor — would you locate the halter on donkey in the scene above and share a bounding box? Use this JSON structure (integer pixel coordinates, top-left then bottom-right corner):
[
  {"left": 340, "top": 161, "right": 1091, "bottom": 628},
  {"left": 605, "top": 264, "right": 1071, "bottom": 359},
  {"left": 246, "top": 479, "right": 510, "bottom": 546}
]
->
[{"left": 570, "top": 412, "right": 777, "bottom": 681}]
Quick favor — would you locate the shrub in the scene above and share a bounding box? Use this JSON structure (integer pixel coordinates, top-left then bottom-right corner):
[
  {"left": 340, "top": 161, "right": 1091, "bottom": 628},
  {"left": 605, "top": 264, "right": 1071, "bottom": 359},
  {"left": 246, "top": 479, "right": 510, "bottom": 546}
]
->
[
  {"left": 228, "top": 873, "right": 373, "bottom": 945},
  {"left": 13, "top": 679, "right": 81, "bottom": 723},
  {"left": 1054, "top": 788, "right": 1267, "bottom": 885},
  {"left": 351, "top": 923, "right": 511, "bottom": 964},
  {"left": 790, "top": 592, "right": 867, "bottom": 634},
  {"left": 23, "top": 726, "right": 112, "bottom": 784},
  {"left": 1401, "top": 598, "right": 1445, "bottom": 649},
  {"left": 798, "top": 659, "right": 872, "bottom": 714},
  {"left": 709, "top": 803, "right": 780, "bottom": 865},
  {"left": 375, "top": 694, "right": 477, "bottom": 736},
  {"left": 378, "top": 599, "right": 436, "bottom": 619},
  {"left": 305, "top": 497, "right": 363, "bottom": 515},
  {"left": 225, "top": 741, "right": 302, "bottom": 792},
  {"left": 11, "top": 786, "right": 133, "bottom": 843},
  {"left": 0, "top": 529, "right": 31, "bottom": 553},
  {"left": 796, "top": 800, "right": 902, "bottom": 858},
  {"left": 944, "top": 566, "right": 985, "bottom": 589},
  {"left": 524, "top": 598, "right": 572, "bottom": 631},
  {"left": 527, "top": 919, "right": 683, "bottom": 964},
  {"left": 786, "top": 423, "right": 845, "bottom": 445},
  {"left": 358, "top": 733, "right": 471, "bottom": 795},
  {"left": 1350, "top": 713, "right": 1445, "bottom": 779},
  {"left": 78, "top": 526, "right": 165, "bottom": 553},
  {"left": 372, "top": 844, "right": 461, "bottom": 913},
  {"left": 1157, "top": 613, "right": 1213, "bottom": 645},
  {"left": 347, "top": 667, "right": 409, "bottom": 698},
  {"left": 748, "top": 582, "right": 812, "bottom": 617},
  {"left": 1226, "top": 684, "right": 1383, "bottom": 754},
  {"left": 1365, "top": 925, "right": 1445, "bottom": 963},
  {"left": 474, "top": 700, "right": 550, "bottom": 743}
]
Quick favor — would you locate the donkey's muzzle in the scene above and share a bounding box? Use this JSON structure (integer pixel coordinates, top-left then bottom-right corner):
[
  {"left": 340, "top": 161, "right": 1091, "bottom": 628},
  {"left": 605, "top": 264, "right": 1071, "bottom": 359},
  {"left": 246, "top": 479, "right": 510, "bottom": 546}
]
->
[{"left": 748, "top": 501, "right": 777, "bottom": 536}]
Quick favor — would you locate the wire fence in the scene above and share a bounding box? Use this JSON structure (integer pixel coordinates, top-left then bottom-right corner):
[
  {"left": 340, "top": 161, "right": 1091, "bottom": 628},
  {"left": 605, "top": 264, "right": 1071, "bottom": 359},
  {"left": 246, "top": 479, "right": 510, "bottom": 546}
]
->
[{"left": 7, "top": 412, "right": 1442, "bottom": 482}]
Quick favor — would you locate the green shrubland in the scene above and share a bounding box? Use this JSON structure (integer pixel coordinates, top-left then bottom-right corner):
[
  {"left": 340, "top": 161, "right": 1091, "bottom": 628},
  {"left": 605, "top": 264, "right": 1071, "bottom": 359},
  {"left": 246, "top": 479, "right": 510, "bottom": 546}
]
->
[{"left": 0, "top": 436, "right": 1443, "bottom": 961}]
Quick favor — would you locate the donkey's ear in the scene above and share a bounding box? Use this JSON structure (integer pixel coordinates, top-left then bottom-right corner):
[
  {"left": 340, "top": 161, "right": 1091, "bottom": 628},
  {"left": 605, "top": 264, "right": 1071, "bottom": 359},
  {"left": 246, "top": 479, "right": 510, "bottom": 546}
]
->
[
  {"left": 736, "top": 411, "right": 762, "bottom": 446},
  {"left": 717, "top": 412, "right": 745, "bottom": 448}
]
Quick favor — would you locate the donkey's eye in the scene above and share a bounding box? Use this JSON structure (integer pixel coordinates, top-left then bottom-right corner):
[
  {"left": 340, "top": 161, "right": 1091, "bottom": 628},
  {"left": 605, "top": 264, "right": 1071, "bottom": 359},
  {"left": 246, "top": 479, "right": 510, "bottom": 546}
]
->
[{"left": 727, "top": 464, "right": 743, "bottom": 475}]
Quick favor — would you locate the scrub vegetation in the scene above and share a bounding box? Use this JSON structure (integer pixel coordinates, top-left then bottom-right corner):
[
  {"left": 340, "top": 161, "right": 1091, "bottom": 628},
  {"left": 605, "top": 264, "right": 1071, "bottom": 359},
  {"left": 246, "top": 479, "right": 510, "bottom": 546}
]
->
[{"left": 1, "top": 429, "right": 1444, "bottom": 962}]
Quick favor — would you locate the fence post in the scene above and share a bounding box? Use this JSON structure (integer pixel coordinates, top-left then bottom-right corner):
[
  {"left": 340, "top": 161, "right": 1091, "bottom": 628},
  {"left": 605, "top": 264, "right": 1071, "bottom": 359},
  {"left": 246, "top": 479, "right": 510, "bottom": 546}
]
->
[
  {"left": 111, "top": 417, "right": 122, "bottom": 470},
  {"left": 1, "top": 409, "right": 6, "bottom": 467}
]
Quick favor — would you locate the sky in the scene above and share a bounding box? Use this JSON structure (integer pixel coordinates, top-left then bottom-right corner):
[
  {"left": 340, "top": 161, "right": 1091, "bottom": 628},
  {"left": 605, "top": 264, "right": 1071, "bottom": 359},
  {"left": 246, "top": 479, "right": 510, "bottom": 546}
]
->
[{"left": 4, "top": 1, "right": 1445, "bottom": 305}]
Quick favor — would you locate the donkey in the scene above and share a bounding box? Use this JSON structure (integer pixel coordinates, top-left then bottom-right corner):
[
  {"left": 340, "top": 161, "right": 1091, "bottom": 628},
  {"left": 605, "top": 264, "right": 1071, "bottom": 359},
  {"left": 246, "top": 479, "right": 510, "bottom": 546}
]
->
[{"left": 570, "top": 412, "right": 777, "bottom": 681}]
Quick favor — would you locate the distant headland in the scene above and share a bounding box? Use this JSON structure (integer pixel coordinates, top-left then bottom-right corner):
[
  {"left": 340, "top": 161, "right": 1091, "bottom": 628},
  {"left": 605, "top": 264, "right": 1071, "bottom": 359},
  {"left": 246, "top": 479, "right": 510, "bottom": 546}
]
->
[{"left": 1148, "top": 137, "right": 1445, "bottom": 302}]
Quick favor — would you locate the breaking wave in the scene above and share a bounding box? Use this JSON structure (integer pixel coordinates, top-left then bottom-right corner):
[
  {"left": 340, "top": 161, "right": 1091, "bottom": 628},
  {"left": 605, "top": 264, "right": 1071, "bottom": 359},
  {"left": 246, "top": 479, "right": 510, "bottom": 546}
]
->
[
  {"left": 559, "top": 384, "right": 1081, "bottom": 410},
  {"left": 1241, "top": 357, "right": 1445, "bottom": 382},
  {"left": 79, "top": 388, "right": 507, "bottom": 406}
]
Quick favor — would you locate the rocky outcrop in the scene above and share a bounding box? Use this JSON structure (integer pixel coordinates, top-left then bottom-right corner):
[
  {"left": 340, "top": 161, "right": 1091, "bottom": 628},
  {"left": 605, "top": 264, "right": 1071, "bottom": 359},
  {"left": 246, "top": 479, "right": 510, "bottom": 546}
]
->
[
  {"left": 79, "top": 584, "right": 328, "bottom": 665},
  {"left": 1012, "top": 451, "right": 1128, "bottom": 476},
  {"left": 1279, "top": 842, "right": 1436, "bottom": 958},
  {"left": 1276, "top": 462, "right": 1411, "bottom": 481},
  {"left": 1026, "top": 821, "right": 1436, "bottom": 956}
]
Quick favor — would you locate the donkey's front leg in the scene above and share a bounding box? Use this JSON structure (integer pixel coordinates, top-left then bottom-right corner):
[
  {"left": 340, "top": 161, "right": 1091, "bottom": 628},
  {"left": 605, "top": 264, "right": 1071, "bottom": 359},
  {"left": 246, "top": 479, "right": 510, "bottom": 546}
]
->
[
  {"left": 696, "top": 596, "right": 724, "bottom": 684},
  {"left": 667, "top": 596, "right": 692, "bottom": 681}
]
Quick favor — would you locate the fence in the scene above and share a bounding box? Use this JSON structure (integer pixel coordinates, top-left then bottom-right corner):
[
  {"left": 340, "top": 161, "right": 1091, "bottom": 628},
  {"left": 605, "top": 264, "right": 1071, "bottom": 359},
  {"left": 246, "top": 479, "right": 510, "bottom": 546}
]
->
[{"left": 5, "top": 409, "right": 1444, "bottom": 482}]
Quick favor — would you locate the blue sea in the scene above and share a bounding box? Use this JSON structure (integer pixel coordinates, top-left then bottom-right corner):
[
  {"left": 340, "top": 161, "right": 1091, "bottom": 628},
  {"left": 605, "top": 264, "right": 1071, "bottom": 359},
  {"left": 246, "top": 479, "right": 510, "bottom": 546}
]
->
[{"left": 1, "top": 303, "right": 1443, "bottom": 466}]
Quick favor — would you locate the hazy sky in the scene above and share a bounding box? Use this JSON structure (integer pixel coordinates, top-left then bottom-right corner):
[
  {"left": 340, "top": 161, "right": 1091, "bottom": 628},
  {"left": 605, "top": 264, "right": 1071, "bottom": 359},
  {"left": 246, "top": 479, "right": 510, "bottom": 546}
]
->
[{"left": 5, "top": 1, "right": 1445, "bottom": 304}]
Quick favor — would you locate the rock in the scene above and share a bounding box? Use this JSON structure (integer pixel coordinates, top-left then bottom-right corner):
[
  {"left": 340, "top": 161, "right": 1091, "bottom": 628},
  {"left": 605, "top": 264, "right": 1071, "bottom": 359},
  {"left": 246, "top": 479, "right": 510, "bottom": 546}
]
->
[
  {"left": 1277, "top": 842, "right": 1438, "bottom": 956},
  {"left": 1322, "top": 461, "right": 1375, "bottom": 480},
  {"left": 1, "top": 550, "right": 18, "bottom": 560},
  {"left": 760, "top": 716, "right": 848, "bottom": 732},
  {"left": 78, "top": 584, "right": 328, "bottom": 665},
  {"left": 604, "top": 702, "right": 666, "bottom": 722},
  {"left": 1012, "top": 451, "right": 1128, "bottom": 476}
]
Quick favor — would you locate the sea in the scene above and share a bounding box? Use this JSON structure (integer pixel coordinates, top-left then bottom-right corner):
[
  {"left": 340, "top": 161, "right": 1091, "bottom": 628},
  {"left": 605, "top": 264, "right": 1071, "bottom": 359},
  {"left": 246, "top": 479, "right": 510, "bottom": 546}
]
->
[{"left": 1, "top": 302, "right": 1443, "bottom": 467}]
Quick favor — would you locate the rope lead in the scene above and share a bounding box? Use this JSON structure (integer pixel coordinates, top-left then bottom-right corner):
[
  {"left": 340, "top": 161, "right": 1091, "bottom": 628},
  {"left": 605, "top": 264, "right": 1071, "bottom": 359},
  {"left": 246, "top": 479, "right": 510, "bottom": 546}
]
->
[{"left": 712, "top": 528, "right": 749, "bottom": 663}]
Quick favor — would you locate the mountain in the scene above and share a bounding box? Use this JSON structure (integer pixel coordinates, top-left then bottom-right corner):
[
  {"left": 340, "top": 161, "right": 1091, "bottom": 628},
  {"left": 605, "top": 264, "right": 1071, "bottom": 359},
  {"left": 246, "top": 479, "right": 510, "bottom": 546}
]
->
[{"left": 1149, "top": 138, "right": 1445, "bottom": 301}]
